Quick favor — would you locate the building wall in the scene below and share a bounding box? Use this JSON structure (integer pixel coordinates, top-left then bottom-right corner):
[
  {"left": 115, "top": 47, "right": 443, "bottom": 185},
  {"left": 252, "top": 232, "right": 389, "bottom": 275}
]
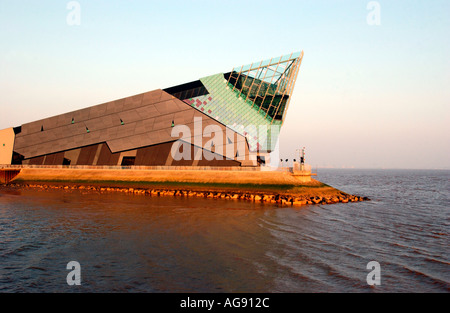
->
[
  {"left": 23, "top": 141, "right": 241, "bottom": 167},
  {"left": 0, "top": 128, "right": 15, "bottom": 165},
  {"left": 13, "top": 89, "right": 257, "bottom": 167}
]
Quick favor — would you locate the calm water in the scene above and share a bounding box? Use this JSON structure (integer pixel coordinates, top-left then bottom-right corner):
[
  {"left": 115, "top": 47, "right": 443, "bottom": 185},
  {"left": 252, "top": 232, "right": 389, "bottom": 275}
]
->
[{"left": 0, "top": 169, "right": 448, "bottom": 292}]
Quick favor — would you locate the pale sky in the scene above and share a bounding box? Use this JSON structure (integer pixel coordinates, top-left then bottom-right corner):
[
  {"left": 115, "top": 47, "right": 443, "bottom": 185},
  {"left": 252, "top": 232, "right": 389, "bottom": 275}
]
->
[{"left": 0, "top": 0, "right": 449, "bottom": 169}]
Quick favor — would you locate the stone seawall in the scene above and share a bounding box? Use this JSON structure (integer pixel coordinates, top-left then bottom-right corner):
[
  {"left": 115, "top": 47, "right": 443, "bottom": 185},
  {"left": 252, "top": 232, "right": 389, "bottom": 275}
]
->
[{"left": 5, "top": 182, "right": 369, "bottom": 206}]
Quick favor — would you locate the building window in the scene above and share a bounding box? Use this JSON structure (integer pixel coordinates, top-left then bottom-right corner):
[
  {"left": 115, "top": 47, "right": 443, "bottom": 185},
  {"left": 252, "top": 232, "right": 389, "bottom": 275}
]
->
[{"left": 121, "top": 157, "right": 135, "bottom": 166}]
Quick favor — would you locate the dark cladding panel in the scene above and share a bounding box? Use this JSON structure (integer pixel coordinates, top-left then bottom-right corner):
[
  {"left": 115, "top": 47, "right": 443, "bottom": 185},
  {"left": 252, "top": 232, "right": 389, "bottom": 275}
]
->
[
  {"left": 135, "top": 105, "right": 159, "bottom": 120},
  {"left": 83, "top": 129, "right": 102, "bottom": 144},
  {"left": 134, "top": 147, "right": 148, "bottom": 166},
  {"left": 141, "top": 146, "right": 157, "bottom": 166},
  {"left": 20, "top": 120, "right": 43, "bottom": 136},
  {"left": 96, "top": 143, "right": 120, "bottom": 166},
  {"left": 123, "top": 93, "right": 144, "bottom": 110},
  {"left": 96, "top": 143, "right": 110, "bottom": 166},
  {"left": 28, "top": 156, "right": 45, "bottom": 165},
  {"left": 152, "top": 114, "right": 175, "bottom": 131},
  {"left": 106, "top": 127, "right": 171, "bottom": 154},
  {"left": 76, "top": 145, "right": 99, "bottom": 165},
  {"left": 72, "top": 107, "right": 91, "bottom": 122},
  {"left": 72, "top": 134, "right": 87, "bottom": 147},
  {"left": 133, "top": 120, "right": 146, "bottom": 135},
  {"left": 127, "top": 133, "right": 146, "bottom": 148},
  {"left": 56, "top": 112, "right": 74, "bottom": 128},
  {"left": 43, "top": 153, "right": 55, "bottom": 165},
  {"left": 104, "top": 126, "right": 119, "bottom": 140},
  {"left": 88, "top": 102, "right": 108, "bottom": 120},
  {"left": 103, "top": 98, "right": 122, "bottom": 115},
  {"left": 43, "top": 116, "right": 59, "bottom": 129},
  {"left": 154, "top": 99, "right": 181, "bottom": 116},
  {"left": 135, "top": 142, "right": 172, "bottom": 166},
  {"left": 160, "top": 92, "right": 174, "bottom": 102},
  {"left": 142, "top": 90, "right": 163, "bottom": 106},
  {"left": 85, "top": 114, "right": 116, "bottom": 131},
  {"left": 174, "top": 108, "right": 195, "bottom": 124},
  {"left": 44, "top": 152, "right": 65, "bottom": 165},
  {"left": 118, "top": 109, "right": 141, "bottom": 124}
]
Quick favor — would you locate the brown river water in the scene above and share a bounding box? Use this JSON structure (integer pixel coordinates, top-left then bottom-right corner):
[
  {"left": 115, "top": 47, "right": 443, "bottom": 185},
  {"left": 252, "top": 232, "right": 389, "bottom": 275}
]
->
[{"left": 0, "top": 169, "right": 448, "bottom": 292}]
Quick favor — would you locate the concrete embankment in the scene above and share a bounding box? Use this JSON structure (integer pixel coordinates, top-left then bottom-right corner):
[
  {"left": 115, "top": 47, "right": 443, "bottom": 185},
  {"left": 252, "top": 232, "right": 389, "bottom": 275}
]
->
[
  {"left": 11, "top": 168, "right": 307, "bottom": 186},
  {"left": 5, "top": 168, "right": 369, "bottom": 206}
]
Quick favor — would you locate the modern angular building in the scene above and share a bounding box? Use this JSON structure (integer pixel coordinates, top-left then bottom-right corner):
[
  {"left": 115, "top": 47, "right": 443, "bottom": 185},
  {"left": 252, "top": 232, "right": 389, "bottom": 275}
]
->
[{"left": 0, "top": 52, "right": 303, "bottom": 167}]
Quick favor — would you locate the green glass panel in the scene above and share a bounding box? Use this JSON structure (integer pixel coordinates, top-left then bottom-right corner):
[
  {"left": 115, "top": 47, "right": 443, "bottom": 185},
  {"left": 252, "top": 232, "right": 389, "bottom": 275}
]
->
[
  {"left": 270, "top": 56, "right": 281, "bottom": 64},
  {"left": 291, "top": 51, "right": 302, "bottom": 59},
  {"left": 280, "top": 54, "right": 291, "bottom": 62},
  {"left": 195, "top": 51, "right": 302, "bottom": 151},
  {"left": 241, "top": 64, "right": 252, "bottom": 72}
]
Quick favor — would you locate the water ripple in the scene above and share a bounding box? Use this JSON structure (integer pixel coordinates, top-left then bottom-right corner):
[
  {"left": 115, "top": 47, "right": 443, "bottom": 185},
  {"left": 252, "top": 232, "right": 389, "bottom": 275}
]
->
[{"left": 0, "top": 169, "right": 448, "bottom": 292}]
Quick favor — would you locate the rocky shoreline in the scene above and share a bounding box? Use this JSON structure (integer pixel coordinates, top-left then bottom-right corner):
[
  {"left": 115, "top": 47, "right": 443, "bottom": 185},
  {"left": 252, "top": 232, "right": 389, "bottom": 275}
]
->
[{"left": 3, "top": 182, "right": 370, "bottom": 207}]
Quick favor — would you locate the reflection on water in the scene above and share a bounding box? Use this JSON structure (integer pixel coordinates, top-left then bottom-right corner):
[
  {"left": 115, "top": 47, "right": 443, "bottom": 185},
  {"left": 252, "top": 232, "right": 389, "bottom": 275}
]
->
[{"left": 0, "top": 169, "right": 449, "bottom": 292}]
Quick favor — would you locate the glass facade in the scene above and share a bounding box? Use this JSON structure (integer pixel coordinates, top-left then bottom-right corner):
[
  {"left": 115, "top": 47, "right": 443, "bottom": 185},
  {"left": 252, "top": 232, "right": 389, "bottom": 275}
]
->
[{"left": 183, "top": 51, "right": 304, "bottom": 152}]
